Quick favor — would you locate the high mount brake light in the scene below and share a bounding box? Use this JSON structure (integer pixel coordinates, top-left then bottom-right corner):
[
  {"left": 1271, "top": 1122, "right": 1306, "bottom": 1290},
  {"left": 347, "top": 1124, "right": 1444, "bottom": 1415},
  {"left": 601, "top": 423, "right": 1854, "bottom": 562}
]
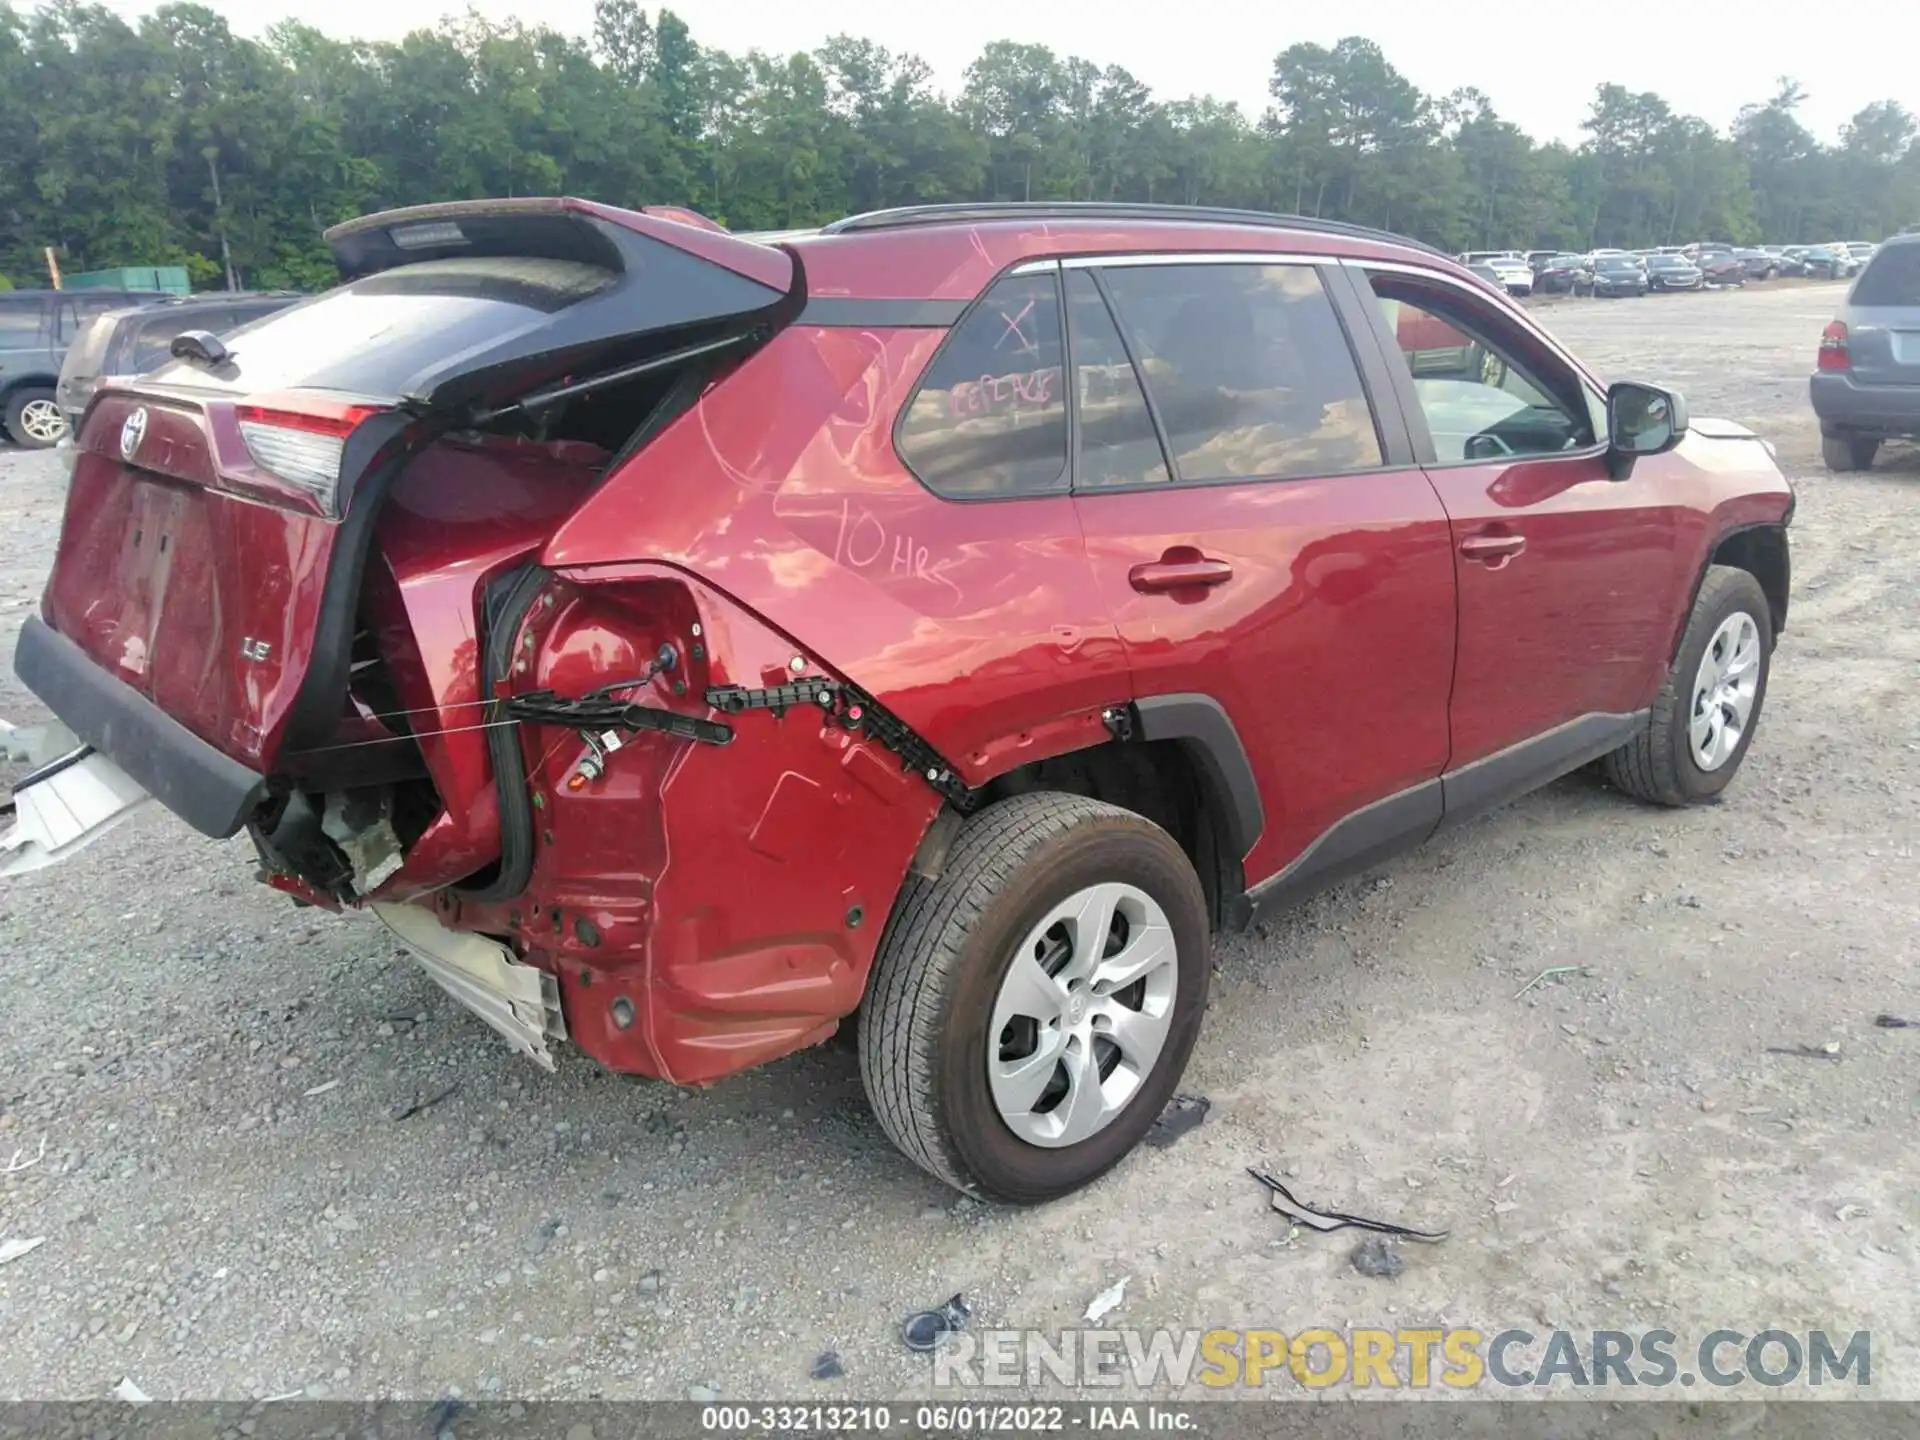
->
[
  {"left": 1817, "top": 321, "right": 1851, "bottom": 373},
  {"left": 234, "top": 402, "right": 386, "bottom": 515}
]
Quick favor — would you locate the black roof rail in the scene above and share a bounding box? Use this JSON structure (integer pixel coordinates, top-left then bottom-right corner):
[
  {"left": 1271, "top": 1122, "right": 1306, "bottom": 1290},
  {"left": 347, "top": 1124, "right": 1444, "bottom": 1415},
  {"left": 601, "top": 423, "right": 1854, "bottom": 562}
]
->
[{"left": 818, "top": 202, "right": 1451, "bottom": 259}]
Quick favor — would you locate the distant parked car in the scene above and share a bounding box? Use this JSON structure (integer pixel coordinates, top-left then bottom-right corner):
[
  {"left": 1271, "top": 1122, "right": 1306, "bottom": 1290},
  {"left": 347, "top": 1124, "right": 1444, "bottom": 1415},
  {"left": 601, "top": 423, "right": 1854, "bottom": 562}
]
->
[
  {"left": 0, "top": 288, "right": 164, "bottom": 447},
  {"left": 1809, "top": 233, "right": 1920, "bottom": 471},
  {"left": 1484, "top": 255, "right": 1534, "bottom": 296},
  {"left": 1644, "top": 254, "right": 1705, "bottom": 292},
  {"left": 1796, "top": 245, "right": 1849, "bottom": 280},
  {"left": 1589, "top": 255, "right": 1649, "bottom": 297},
  {"left": 1844, "top": 242, "right": 1878, "bottom": 270},
  {"left": 1693, "top": 251, "right": 1749, "bottom": 287},
  {"left": 1464, "top": 262, "right": 1508, "bottom": 293},
  {"left": 1770, "top": 247, "right": 1810, "bottom": 278},
  {"left": 1732, "top": 249, "right": 1779, "bottom": 280},
  {"left": 1533, "top": 254, "right": 1594, "bottom": 295},
  {"left": 56, "top": 291, "right": 302, "bottom": 435}
]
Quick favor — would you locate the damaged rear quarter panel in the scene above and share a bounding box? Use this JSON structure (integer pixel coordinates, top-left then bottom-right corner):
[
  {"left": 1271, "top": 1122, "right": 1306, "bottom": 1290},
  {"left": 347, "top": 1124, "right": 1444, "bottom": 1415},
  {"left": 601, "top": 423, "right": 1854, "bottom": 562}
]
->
[
  {"left": 541, "top": 324, "right": 1131, "bottom": 783},
  {"left": 448, "top": 564, "right": 941, "bottom": 1084}
]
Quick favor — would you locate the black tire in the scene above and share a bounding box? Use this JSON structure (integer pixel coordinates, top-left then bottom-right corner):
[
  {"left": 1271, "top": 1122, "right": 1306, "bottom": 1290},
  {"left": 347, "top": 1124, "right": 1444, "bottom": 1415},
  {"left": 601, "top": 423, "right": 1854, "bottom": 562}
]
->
[
  {"left": 858, "top": 792, "right": 1210, "bottom": 1203},
  {"left": 1822, "top": 432, "right": 1879, "bottom": 471},
  {"left": 3, "top": 387, "right": 66, "bottom": 449},
  {"left": 1604, "top": 565, "right": 1773, "bottom": 807}
]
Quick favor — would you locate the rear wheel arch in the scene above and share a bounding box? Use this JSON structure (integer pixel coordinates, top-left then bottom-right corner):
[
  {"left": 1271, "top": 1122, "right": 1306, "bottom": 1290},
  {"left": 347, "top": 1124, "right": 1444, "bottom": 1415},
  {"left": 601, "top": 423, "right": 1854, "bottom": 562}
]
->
[{"left": 960, "top": 700, "right": 1260, "bottom": 933}]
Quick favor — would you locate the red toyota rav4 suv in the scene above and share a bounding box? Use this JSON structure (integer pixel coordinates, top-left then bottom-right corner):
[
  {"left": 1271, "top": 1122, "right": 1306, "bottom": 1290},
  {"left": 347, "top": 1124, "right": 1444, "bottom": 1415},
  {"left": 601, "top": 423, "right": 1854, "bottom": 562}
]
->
[{"left": 5, "top": 199, "right": 1793, "bottom": 1203}]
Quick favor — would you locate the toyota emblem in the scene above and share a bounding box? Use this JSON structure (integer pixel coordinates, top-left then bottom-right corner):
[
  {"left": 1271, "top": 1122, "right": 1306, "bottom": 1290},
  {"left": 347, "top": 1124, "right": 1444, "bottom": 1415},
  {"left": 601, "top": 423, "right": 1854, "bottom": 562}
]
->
[{"left": 119, "top": 406, "right": 149, "bottom": 461}]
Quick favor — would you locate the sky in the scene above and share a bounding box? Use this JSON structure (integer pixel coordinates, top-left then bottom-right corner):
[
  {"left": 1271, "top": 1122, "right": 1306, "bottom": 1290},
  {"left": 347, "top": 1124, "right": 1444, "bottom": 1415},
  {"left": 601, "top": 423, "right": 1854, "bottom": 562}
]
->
[{"left": 99, "top": 0, "right": 1913, "bottom": 146}]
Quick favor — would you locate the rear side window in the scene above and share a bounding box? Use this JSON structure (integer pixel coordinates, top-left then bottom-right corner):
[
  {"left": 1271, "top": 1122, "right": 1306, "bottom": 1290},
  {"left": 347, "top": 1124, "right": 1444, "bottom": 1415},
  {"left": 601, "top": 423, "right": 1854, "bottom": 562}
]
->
[
  {"left": 1852, "top": 245, "right": 1920, "bottom": 307},
  {"left": 1065, "top": 271, "right": 1168, "bottom": 489},
  {"left": 145, "top": 257, "right": 615, "bottom": 397},
  {"left": 1100, "top": 263, "right": 1383, "bottom": 482},
  {"left": 0, "top": 299, "right": 45, "bottom": 350},
  {"left": 896, "top": 271, "right": 1068, "bottom": 499},
  {"left": 129, "top": 313, "right": 193, "bottom": 373}
]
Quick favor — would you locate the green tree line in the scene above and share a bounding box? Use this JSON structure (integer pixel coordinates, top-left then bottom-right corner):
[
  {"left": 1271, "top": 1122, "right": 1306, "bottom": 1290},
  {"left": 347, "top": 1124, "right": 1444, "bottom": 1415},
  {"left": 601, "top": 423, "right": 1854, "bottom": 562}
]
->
[{"left": 2, "top": 0, "right": 1916, "bottom": 290}]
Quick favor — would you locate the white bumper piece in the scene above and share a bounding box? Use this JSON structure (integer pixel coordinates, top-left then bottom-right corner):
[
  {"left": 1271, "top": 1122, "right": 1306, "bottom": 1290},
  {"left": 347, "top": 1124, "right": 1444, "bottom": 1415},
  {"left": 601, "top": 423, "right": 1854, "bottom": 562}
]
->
[
  {"left": 2, "top": 726, "right": 152, "bottom": 878},
  {"left": 373, "top": 902, "right": 569, "bottom": 1071}
]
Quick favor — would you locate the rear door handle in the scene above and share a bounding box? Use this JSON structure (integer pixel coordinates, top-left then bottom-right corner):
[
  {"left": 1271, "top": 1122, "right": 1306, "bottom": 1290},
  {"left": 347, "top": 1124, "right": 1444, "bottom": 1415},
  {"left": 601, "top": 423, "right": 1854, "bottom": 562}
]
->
[
  {"left": 1129, "top": 558, "right": 1234, "bottom": 593},
  {"left": 1459, "top": 533, "right": 1527, "bottom": 564}
]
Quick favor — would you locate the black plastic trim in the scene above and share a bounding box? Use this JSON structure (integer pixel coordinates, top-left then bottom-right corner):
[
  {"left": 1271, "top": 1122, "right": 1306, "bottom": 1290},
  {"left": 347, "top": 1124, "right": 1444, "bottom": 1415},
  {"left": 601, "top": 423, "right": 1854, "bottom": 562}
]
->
[
  {"left": 798, "top": 297, "right": 968, "bottom": 328},
  {"left": 1320, "top": 262, "right": 1417, "bottom": 469},
  {"left": 1246, "top": 780, "right": 1442, "bottom": 918},
  {"left": 457, "top": 565, "right": 551, "bottom": 903},
  {"left": 279, "top": 410, "right": 417, "bottom": 752},
  {"left": 1241, "top": 709, "right": 1648, "bottom": 919},
  {"left": 12, "top": 615, "right": 267, "bottom": 839},
  {"left": 1435, "top": 711, "right": 1645, "bottom": 833},
  {"left": 1131, "top": 694, "right": 1264, "bottom": 861}
]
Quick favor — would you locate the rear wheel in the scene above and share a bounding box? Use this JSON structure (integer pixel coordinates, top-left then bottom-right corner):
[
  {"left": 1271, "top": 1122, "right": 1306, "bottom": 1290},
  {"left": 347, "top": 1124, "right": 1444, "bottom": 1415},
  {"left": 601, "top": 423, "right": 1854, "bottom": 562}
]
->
[
  {"left": 1822, "top": 432, "right": 1879, "bottom": 471},
  {"left": 3, "top": 388, "right": 66, "bottom": 449},
  {"left": 859, "top": 792, "right": 1210, "bottom": 1203},
  {"left": 1604, "top": 565, "right": 1772, "bottom": 807}
]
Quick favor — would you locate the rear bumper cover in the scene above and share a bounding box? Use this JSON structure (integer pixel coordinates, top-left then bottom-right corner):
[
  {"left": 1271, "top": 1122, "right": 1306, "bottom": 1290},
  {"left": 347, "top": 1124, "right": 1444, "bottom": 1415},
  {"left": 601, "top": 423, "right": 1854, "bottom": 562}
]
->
[
  {"left": 12, "top": 615, "right": 266, "bottom": 838},
  {"left": 1808, "top": 373, "right": 1920, "bottom": 435}
]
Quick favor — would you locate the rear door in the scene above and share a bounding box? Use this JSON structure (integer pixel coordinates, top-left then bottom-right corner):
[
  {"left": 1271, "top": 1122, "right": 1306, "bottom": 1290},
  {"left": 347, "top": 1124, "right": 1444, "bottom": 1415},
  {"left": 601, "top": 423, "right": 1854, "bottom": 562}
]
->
[
  {"left": 1064, "top": 254, "right": 1458, "bottom": 891},
  {"left": 1840, "top": 243, "right": 1920, "bottom": 387},
  {"left": 1351, "top": 264, "right": 1679, "bottom": 781},
  {"left": 38, "top": 201, "right": 794, "bottom": 775}
]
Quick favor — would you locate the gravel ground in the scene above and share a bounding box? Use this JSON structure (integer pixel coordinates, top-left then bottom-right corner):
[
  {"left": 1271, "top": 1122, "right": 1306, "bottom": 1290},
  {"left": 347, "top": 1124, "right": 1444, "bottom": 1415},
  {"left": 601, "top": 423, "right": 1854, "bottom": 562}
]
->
[{"left": 2, "top": 281, "right": 1917, "bottom": 1404}]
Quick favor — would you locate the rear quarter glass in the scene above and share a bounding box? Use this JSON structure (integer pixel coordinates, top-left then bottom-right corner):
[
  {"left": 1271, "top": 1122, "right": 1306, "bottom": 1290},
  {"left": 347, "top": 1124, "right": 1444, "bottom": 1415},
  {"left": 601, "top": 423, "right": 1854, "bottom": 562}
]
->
[{"left": 144, "top": 256, "right": 615, "bottom": 398}]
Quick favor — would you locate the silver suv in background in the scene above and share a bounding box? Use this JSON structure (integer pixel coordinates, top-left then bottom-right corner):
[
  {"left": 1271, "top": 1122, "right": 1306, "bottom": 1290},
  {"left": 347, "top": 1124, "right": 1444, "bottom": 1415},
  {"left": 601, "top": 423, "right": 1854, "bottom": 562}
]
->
[
  {"left": 1810, "top": 235, "right": 1920, "bottom": 471},
  {"left": 56, "top": 291, "right": 302, "bottom": 435}
]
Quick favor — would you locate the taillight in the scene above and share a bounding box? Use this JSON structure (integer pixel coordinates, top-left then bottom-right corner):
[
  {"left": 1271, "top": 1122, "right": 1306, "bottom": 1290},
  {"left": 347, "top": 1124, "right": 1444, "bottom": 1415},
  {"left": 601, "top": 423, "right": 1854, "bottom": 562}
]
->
[
  {"left": 235, "top": 401, "right": 386, "bottom": 515},
  {"left": 1817, "top": 321, "right": 1851, "bottom": 372}
]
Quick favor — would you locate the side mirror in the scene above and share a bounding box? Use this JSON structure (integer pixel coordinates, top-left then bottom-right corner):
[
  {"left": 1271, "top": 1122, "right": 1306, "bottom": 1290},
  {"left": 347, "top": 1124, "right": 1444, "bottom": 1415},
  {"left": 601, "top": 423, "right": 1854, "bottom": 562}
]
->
[{"left": 1605, "top": 381, "right": 1688, "bottom": 479}]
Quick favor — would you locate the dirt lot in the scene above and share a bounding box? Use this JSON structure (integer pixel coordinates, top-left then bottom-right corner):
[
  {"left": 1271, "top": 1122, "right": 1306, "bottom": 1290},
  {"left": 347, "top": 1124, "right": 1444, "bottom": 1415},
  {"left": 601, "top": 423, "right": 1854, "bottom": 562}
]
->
[{"left": 1, "top": 281, "right": 1917, "bottom": 1405}]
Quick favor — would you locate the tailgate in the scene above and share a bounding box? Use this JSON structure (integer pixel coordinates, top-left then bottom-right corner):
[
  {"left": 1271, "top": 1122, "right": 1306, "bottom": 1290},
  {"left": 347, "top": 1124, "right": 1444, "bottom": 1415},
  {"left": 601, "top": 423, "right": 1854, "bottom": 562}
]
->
[
  {"left": 23, "top": 198, "right": 794, "bottom": 796},
  {"left": 1843, "top": 247, "right": 1920, "bottom": 386}
]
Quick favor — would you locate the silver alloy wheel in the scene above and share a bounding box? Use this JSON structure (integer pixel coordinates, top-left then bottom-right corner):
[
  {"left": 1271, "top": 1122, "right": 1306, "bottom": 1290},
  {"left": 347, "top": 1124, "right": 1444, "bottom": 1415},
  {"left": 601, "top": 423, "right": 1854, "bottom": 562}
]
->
[
  {"left": 987, "top": 882, "right": 1178, "bottom": 1149},
  {"left": 15, "top": 398, "right": 67, "bottom": 445},
  {"left": 1690, "top": 611, "right": 1761, "bottom": 771}
]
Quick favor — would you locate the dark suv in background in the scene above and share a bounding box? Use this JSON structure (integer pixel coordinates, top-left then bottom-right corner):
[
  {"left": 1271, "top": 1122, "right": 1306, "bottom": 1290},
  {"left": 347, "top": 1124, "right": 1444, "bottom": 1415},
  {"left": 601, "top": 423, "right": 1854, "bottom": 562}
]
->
[
  {"left": 56, "top": 292, "right": 302, "bottom": 434},
  {"left": 0, "top": 288, "right": 162, "bottom": 447}
]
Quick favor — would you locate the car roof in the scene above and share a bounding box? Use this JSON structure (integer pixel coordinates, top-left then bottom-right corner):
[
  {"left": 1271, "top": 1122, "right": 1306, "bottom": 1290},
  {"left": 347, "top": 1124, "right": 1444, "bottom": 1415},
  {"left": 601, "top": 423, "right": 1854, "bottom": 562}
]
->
[{"left": 781, "top": 202, "right": 1465, "bottom": 302}]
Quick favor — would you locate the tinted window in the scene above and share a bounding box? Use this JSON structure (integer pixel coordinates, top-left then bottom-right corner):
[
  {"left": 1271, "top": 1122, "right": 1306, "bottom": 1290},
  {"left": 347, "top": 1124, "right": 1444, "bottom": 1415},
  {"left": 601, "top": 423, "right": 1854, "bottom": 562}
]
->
[
  {"left": 1852, "top": 244, "right": 1920, "bottom": 307},
  {"left": 896, "top": 270, "right": 1068, "bottom": 499},
  {"left": 1368, "top": 273, "right": 1595, "bottom": 463},
  {"left": 144, "top": 257, "right": 615, "bottom": 397},
  {"left": 1100, "top": 263, "right": 1382, "bottom": 482},
  {"left": 1065, "top": 271, "right": 1167, "bottom": 489},
  {"left": 130, "top": 313, "right": 194, "bottom": 373},
  {"left": 0, "top": 298, "right": 43, "bottom": 350}
]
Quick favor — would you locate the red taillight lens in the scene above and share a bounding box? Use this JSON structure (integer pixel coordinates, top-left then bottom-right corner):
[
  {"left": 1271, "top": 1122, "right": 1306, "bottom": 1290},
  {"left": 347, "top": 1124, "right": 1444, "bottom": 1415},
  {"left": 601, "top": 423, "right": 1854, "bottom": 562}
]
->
[
  {"left": 1817, "top": 321, "right": 1851, "bottom": 372},
  {"left": 234, "top": 400, "right": 386, "bottom": 515}
]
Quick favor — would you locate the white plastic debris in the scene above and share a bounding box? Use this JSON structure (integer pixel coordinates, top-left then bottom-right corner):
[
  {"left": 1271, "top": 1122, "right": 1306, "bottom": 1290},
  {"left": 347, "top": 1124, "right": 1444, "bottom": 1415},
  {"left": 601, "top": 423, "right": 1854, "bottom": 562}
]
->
[
  {"left": 113, "top": 1378, "right": 152, "bottom": 1404},
  {"left": 1083, "top": 1275, "right": 1130, "bottom": 1324},
  {"left": 0, "top": 1236, "right": 47, "bottom": 1266},
  {"left": 303, "top": 1080, "right": 341, "bottom": 1097}
]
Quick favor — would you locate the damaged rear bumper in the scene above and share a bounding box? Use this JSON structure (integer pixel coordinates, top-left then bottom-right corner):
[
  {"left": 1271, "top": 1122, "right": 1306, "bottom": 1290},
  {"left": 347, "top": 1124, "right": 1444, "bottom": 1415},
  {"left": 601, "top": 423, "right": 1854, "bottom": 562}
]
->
[
  {"left": 13, "top": 616, "right": 266, "bottom": 839},
  {"left": 373, "top": 902, "right": 569, "bottom": 1070}
]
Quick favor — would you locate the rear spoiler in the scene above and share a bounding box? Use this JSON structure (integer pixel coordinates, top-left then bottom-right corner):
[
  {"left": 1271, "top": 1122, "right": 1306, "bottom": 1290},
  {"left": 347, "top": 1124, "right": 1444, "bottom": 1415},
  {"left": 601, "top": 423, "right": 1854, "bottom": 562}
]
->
[{"left": 321, "top": 198, "right": 801, "bottom": 414}]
